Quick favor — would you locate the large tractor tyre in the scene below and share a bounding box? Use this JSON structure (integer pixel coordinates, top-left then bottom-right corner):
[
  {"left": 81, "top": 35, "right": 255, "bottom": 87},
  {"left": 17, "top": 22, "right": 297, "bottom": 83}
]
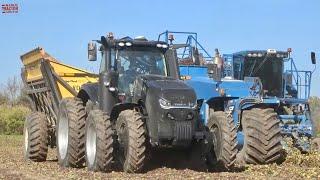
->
[
  {"left": 57, "top": 98, "right": 86, "bottom": 168},
  {"left": 207, "top": 111, "right": 238, "bottom": 170},
  {"left": 115, "top": 109, "right": 147, "bottom": 173},
  {"left": 24, "top": 112, "right": 49, "bottom": 162},
  {"left": 85, "top": 110, "right": 114, "bottom": 172},
  {"left": 237, "top": 108, "right": 283, "bottom": 165}
]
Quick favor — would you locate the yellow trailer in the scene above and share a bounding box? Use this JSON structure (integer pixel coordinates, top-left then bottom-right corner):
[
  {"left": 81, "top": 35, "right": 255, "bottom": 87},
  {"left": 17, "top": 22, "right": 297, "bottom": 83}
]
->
[{"left": 21, "top": 47, "right": 98, "bottom": 153}]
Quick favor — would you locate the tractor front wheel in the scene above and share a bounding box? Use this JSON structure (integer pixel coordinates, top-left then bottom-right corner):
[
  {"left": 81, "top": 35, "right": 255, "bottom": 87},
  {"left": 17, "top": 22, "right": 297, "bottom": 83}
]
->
[
  {"left": 206, "top": 111, "right": 238, "bottom": 170},
  {"left": 115, "top": 109, "right": 147, "bottom": 173}
]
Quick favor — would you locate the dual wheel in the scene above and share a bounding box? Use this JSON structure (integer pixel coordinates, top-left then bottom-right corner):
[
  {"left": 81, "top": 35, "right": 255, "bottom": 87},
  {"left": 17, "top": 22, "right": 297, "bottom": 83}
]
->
[
  {"left": 206, "top": 108, "right": 284, "bottom": 169},
  {"left": 56, "top": 98, "right": 147, "bottom": 173}
]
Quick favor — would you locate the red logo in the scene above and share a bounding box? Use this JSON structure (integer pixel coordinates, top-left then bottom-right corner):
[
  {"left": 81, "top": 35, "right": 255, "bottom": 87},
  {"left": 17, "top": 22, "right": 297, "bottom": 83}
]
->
[{"left": 2, "top": 3, "right": 19, "bottom": 14}]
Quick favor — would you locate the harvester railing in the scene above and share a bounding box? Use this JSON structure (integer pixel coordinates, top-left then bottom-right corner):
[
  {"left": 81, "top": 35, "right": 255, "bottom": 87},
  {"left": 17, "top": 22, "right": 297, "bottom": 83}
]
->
[
  {"left": 284, "top": 58, "right": 312, "bottom": 99},
  {"left": 158, "top": 30, "right": 212, "bottom": 61}
]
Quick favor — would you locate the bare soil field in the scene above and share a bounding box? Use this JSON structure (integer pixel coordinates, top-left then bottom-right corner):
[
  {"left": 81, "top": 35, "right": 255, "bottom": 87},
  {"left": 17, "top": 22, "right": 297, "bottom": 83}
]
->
[{"left": 0, "top": 135, "right": 319, "bottom": 180}]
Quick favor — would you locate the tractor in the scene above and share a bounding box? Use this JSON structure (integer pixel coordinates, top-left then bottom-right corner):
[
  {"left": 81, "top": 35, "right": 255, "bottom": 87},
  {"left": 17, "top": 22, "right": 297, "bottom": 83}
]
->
[
  {"left": 158, "top": 30, "right": 285, "bottom": 165},
  {"left": 21, "top": 33, "right": 238, "bottom": 173}
]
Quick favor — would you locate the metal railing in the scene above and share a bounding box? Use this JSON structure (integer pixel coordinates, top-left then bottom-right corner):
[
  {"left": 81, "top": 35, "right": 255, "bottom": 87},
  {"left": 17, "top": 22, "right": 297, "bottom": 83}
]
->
[
  {"left": 158, "top": 30, "right": 212, "bottom": 61},
  {"left": 284, "top": 58, "right": 312, "bottom": 99}
]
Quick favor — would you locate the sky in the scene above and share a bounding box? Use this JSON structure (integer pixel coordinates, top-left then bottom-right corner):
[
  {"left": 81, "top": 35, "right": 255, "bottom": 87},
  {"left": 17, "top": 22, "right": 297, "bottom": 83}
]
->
[{"left": 0, "top": 0, "right": 319, "bottom": 96}]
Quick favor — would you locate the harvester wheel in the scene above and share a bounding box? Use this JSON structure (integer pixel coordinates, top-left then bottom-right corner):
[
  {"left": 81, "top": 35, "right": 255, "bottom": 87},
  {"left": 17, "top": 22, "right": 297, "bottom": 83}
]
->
[
  {"left": 207, "top": 111, "right": 237, "bottom": 170},
  {"left": 57, "top": 98, "right": 86, "bottom": 168},
  {"left": 24, "top": 112, "right": 48, "bottom": 162},
  {"left": 85, "top": 110, "right": 114, "bottom": 172},
  {"left": 237, "top": 108, "right": 283, "bottom": 165},
  {"left": 116, "top": 109, "right": 147, "bottom": 173}
]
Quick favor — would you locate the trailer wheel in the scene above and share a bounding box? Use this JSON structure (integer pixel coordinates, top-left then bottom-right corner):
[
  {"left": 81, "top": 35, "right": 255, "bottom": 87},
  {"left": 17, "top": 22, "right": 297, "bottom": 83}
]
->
[
  {"left": 24, "top": 112, "right": 48, "bottom": 162},
  {"left": 206, "top": 111, "right": 237, "bottom": 170},
  {"left": 115, "top": 109, "right": 147, "bottom": 173},
  {"left": 85, "top": 110, "right": 114, "bottom": 172},
  {"left": 57, "top": 98, "right": 86, "bottom": 168},
  {"left": 237, "top": 108, "right": 283, "bottom": 165}
]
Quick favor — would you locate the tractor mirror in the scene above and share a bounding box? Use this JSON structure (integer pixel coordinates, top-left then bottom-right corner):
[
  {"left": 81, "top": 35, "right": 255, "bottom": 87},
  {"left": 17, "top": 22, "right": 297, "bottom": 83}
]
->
[
  {"left": 88, "top": 42, "right": 97, "bottom": 61},
  {"left": 311, "top": 52, "right": 316, "bottom": 64}
]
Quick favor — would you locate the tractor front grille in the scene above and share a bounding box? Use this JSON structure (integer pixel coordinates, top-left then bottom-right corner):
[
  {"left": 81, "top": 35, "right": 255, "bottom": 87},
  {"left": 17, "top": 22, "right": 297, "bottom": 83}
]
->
[{"left": 174, "top": 121, "right": 193, "bottom": 141}]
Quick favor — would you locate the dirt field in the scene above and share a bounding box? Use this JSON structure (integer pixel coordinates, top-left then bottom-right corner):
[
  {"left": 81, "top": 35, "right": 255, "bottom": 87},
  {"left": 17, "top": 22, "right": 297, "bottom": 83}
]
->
[{"left": 0, "top": 135, "right": 319, "bottom": 180}]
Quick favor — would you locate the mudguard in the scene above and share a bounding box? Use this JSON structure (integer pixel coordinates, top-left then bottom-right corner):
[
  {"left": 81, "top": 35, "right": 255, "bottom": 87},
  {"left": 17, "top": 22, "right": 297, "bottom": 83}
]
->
[{"left": 78, "top": 82, "right": 99, "bottom": 103}]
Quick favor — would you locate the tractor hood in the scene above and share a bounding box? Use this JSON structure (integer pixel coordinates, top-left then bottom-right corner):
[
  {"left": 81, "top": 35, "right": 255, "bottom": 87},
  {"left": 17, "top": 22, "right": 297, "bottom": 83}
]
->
[
  {"left": 136, "top": 75, "right": 197, "bottom": 108},
  {"left": 184, "top": 76, "right": 260, "bottom": 101},
  {"left": 140, "top": 75, "right": 197, "bottom": 108}
]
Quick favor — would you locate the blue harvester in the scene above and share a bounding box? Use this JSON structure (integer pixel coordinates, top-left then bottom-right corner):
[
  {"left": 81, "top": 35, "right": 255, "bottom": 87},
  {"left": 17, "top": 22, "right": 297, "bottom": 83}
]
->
[{"left": 158, "top": 31, "right": 316, "bottom": 165}]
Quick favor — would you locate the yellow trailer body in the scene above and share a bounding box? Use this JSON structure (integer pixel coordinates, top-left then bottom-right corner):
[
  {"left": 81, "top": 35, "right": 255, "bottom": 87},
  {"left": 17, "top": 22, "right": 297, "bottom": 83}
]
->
[{"left": 21, "top": 47, "right": 98, "bottom": 98}]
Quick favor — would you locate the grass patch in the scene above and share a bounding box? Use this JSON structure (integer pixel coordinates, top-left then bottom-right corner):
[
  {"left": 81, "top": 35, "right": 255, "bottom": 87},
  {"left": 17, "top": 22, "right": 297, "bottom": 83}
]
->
[{"left": 0, "top": 105, "right": 30, "bottom": 135}]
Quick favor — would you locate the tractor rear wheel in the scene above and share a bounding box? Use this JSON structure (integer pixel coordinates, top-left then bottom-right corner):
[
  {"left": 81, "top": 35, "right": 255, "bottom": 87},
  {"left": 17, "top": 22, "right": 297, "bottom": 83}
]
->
[
  {"left": 85, "top": 110, "right": 114, "bottom": 172},
  {"left": 115, "top": 109, "right": 147, "bottom": 173},
  {"left": 206, "top": 111, "right": 237, "bottom": 170},
  {"left": 237, "top": 108, "right": 283, "bottom": 165},
  {"left": 57, "top": 98, "right": 86, "bottom": 168},
  {"left": 24, "top": 112, "right": 48, "bottom": 162}
]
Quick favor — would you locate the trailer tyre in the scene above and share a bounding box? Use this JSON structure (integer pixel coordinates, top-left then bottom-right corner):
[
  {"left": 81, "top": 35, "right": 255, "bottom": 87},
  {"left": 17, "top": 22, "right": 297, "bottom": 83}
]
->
[
  {"left": 24, "top": 112, "right": 48, "bottom": 162},
  {"left": 116, "top": 109, "right": 147, "bottom": 173},
  {"left": 57, "top": 98, "right": 86, "bottom": 168},
  {"left": 238, "top": 108, "right": 283, "bottom": 165},
  {"left": 207, "top": 111, "right": 237, "bottom": 170},
  {"left": 85, "top": 110, "right": 114, "bottom": 172}
]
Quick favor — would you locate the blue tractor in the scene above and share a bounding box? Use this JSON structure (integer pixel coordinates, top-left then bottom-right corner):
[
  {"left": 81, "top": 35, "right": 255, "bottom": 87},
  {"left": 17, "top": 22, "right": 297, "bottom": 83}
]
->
[{"left": 158, "top": 31, "right": 285, "bottom": 165}]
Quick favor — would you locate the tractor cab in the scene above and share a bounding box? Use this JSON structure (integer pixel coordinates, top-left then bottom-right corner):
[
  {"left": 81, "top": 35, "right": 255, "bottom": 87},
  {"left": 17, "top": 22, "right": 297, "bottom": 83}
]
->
[
  {"left": 224, "top": 49, "right": 314, "bottom": 99},
  {"left": 226, "top": 50, "right": 288, "bottom": 97},
  {"left": 88, "top": 33, "right": 183, "bottom": 112}
]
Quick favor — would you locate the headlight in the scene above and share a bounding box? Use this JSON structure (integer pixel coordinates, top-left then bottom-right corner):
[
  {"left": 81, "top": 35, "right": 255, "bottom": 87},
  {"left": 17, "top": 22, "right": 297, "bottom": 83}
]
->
[
  {"left": 118, "top": 42, "right": 125, "bottom": 47},
  {"left": 125, "top": 42, "right": 132, "bottom": 46},
  {"left": 159, "top": 98, "right": 171, "bottom": 108},
  {"left": 186, "top": 112, "right": 194, "bottom": 120},
  {"left": 156, "top": 43, "right": 168, "bottom": 48},
  {"left": 161, "top": 44, "right": 168, "bottom": 48},
  {"left": 159, "top": 97, "right": 197, "bottom": 109}
]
